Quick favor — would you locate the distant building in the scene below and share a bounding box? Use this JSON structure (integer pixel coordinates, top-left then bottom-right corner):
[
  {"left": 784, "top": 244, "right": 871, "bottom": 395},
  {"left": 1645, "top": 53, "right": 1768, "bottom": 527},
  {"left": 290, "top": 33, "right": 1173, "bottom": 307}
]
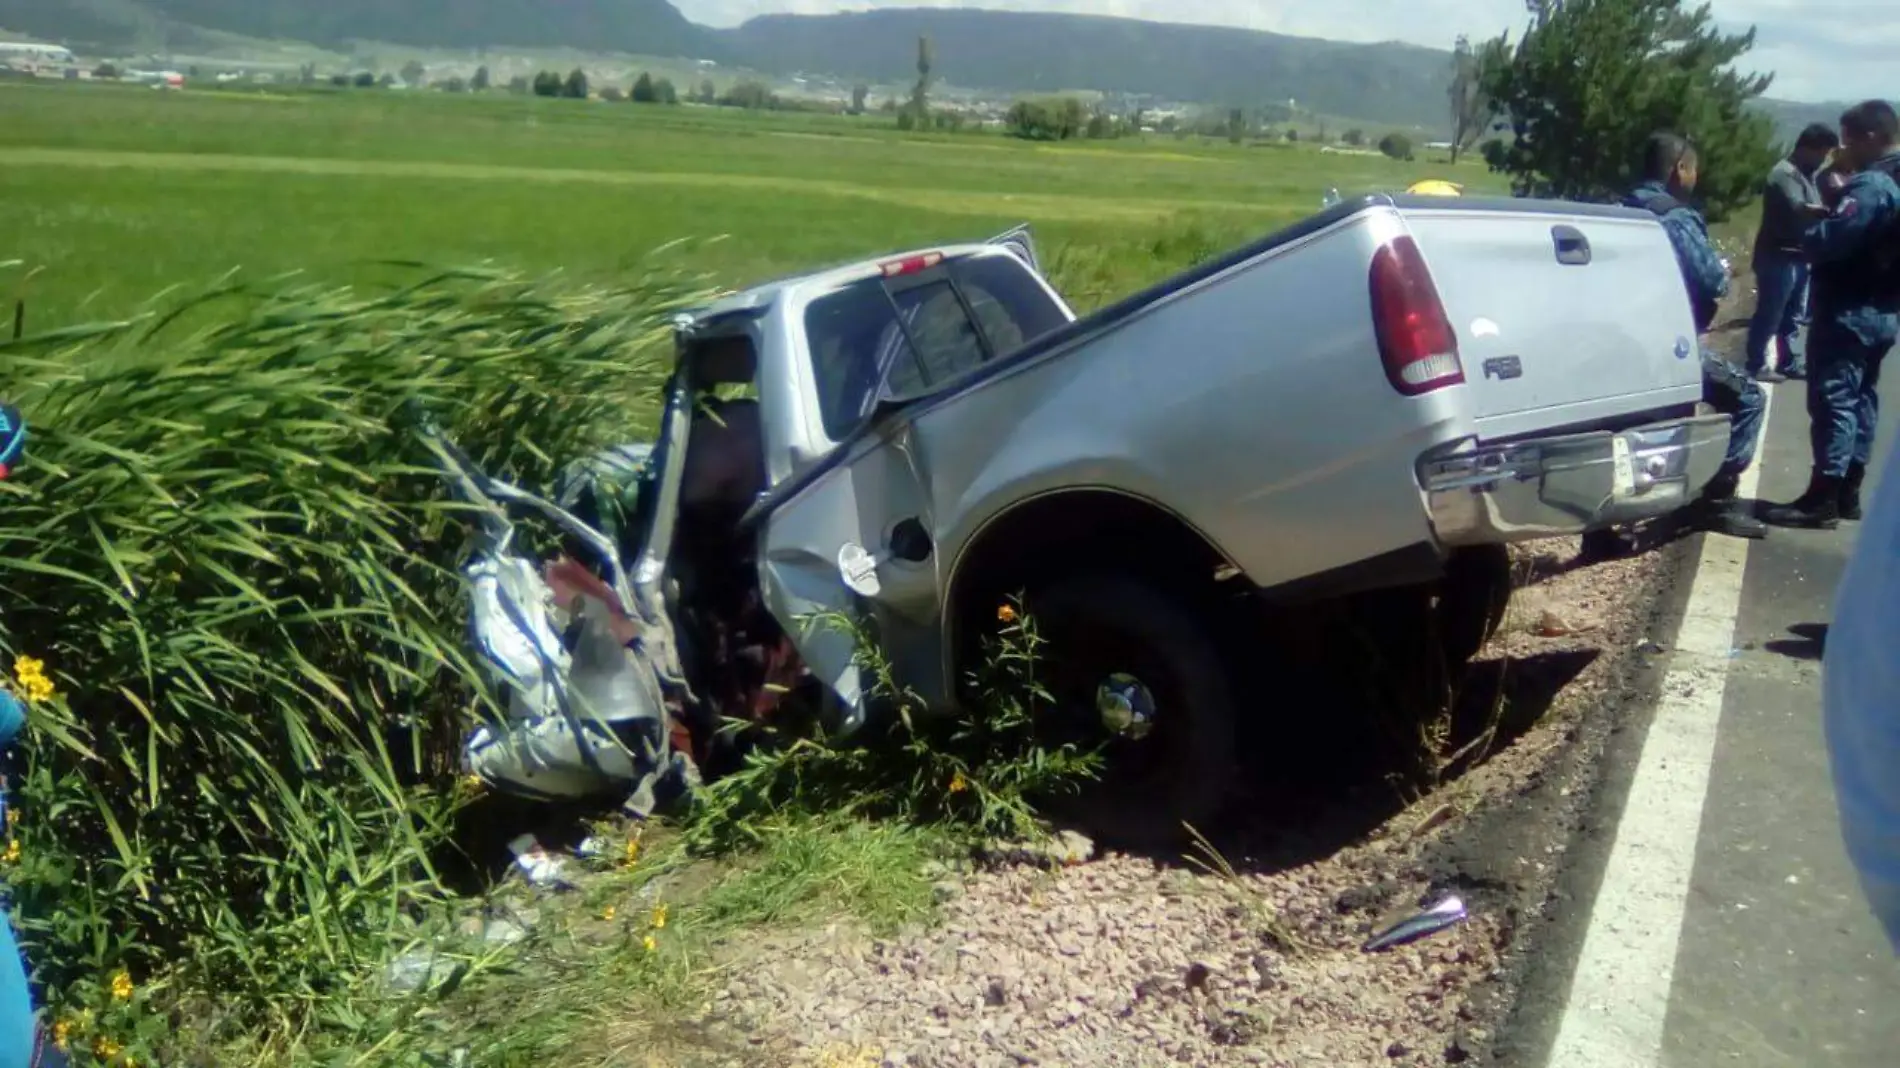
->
[{"left": 0, "top": 40, "right": 77, "bottom": 70}]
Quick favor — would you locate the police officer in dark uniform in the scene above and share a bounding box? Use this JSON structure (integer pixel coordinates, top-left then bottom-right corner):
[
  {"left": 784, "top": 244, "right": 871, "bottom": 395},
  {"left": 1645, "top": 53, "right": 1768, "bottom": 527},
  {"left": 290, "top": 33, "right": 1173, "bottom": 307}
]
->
[
  {"left": 1598, "top": 132, "right": 1769, "bottom": 548},
  {"left": 1764, "top": 100, "right": 1900, "bottom": 529}
]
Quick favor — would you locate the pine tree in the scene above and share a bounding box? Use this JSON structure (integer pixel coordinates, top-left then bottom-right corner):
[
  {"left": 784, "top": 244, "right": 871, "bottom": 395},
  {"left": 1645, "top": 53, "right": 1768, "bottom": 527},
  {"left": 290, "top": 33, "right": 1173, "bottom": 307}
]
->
[
  {"left": 1478, "top": 0, "right": 1777, "bottom": 221},
  {"left": 908, "top": 36, "right": 933, "bottom": 127}
]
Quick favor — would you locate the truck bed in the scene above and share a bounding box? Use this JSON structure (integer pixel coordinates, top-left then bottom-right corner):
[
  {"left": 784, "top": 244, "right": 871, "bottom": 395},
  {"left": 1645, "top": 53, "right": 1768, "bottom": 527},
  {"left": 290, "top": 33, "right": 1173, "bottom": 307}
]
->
[{"left": 853, "top": 194, "right": 1702, "bottom": 440}]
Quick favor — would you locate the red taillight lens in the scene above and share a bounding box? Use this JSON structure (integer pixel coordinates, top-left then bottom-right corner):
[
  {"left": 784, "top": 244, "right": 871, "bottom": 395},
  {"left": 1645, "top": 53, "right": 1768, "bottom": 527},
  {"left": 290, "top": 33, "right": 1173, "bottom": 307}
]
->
[
  {"left": 879, "top": 251, "right": 944, "bottom": 278},
  {"left": 1369, "top": 236, "right": 1463, "bottom": 396}
]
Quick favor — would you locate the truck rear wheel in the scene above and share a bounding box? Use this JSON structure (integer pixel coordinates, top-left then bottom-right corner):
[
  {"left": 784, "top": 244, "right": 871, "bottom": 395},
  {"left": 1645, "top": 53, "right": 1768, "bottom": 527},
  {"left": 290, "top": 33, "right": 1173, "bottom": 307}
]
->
[
  {"left": 1436, "top": 544, "right": 1513, "bottom": 668},
  {"left": 1027, "top": 574, "right": 1238, "bottom": 849}
]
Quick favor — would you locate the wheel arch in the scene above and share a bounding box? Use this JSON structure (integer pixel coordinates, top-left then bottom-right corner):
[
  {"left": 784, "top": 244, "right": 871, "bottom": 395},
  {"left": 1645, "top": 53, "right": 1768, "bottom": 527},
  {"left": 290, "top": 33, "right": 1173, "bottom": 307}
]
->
[{"left": 940, "top": 488, "right": 1241, "bottom": 686}]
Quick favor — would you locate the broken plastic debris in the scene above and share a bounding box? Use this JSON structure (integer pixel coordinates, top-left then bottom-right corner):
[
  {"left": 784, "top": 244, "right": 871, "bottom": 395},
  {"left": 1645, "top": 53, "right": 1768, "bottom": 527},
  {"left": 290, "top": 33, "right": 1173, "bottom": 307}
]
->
[
  {"left": 1361, "top": 895, "right": 1468, "bottom": 952},
  {"left": 384, "top": 947, "right": 440, "bottom": 993},
  {"left": 509, "top": 834, "right": 575, "bottom": 890}
]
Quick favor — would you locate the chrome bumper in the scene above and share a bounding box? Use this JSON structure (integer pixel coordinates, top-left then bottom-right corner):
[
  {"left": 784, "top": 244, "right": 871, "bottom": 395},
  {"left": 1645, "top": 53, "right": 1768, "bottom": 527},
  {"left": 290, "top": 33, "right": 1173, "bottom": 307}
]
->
[{"left": 1421, "top": 413, "right": 1733, "bottom": 546}]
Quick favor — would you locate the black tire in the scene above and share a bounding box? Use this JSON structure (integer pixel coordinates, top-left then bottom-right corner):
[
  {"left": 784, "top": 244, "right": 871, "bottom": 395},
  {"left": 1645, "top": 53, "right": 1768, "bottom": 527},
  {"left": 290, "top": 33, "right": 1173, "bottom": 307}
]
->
[
  {"left": 1027, "top": 574, "right": 1238, "bottom": 849},
  {"left": 1436, "top": 544, "right": 1513, "bottom": 669}
]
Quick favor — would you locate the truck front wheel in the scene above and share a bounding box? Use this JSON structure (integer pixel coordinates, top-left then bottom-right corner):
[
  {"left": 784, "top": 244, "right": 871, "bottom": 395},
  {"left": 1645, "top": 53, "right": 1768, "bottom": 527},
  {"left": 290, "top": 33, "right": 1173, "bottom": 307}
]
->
[{"left": 1025, "top": 574, "right": 1239, "bottom": 849}]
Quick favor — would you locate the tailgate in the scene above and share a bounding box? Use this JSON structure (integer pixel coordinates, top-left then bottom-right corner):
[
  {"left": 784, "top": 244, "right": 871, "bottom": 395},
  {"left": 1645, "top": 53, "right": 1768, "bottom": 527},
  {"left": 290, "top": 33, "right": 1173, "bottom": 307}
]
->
[{"left": 1398, "top": 204, "right": 1704, "bottom": 441}]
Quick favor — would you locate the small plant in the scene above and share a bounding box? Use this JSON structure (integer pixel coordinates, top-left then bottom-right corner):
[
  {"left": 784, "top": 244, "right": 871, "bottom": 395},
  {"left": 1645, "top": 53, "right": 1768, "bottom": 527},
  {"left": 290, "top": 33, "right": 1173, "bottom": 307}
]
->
[{"left": 682, "top": 598, "right": 1101, "bottom": 853}]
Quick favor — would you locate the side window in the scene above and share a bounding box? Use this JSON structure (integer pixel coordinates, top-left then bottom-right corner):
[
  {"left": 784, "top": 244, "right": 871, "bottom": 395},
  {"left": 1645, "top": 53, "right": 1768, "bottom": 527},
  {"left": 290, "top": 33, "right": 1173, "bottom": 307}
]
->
[
  {"left": 802, "top": 255, "right": 1069, "bottom": 442},
  {"left": 952, "top": 255, "right": 1068, "bottom": 355},
  {"left": 884, "top": 280, "right": 987, "bottom": 397}
]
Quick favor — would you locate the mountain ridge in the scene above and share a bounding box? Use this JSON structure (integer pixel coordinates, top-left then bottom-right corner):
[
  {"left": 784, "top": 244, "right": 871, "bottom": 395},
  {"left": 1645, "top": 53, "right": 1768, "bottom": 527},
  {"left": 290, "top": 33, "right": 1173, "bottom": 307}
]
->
[{"left": 4, "top": 1, "right": 1824, "bottom": 135}]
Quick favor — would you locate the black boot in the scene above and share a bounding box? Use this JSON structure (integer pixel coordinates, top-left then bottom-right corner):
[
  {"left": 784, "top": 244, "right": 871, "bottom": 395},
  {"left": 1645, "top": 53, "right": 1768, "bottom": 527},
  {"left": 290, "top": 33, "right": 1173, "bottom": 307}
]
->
[
  {"left": 1763, "top": 470, "right": 1843, "bottom": 530},
  {"left": 1841, "top": 462, "right": 1867, "bottom": 522},
  {"left": 1691, "top": 471, "right": 1767, "bottom": 538},
  {"left": 1704, "top": 499, "right": 1768, "bottom": 539}
]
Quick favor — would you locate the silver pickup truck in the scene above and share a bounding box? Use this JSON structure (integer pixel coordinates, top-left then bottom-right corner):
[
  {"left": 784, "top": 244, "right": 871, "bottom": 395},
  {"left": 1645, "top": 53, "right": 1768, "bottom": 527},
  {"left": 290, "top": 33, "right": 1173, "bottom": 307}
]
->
[{"left": 450, "top": 195, "right": 1730, "bottom": 842}]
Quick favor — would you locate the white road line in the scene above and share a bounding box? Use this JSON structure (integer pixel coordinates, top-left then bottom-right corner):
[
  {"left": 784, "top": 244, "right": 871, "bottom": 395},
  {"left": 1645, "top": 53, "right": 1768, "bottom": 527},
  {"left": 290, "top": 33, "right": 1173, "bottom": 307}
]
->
[{"left": 1546, "top": 385, "right": 1775, "bottom": 1068}]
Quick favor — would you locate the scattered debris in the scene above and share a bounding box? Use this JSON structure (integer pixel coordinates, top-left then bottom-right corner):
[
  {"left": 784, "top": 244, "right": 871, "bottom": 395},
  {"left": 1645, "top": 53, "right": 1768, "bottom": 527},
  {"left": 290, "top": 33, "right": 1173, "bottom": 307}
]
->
[
  {"left": 1537, "top": 608, "right": 1591, "bottom": 638},
  {"left": 1361, "top": 895, "right": 1469, "bottom": 952},
  {"left": 384, "top": 948, "right": 441, "bottom": 994},
  {"left": 978, "top": 829, "right": 1096, "bottom": 869},
  {"left": 509, "top": 833, "right": 576, "bottom": 891},
  {"left": 1408, "top": 801, "right": 1459, "bottom": 841}
]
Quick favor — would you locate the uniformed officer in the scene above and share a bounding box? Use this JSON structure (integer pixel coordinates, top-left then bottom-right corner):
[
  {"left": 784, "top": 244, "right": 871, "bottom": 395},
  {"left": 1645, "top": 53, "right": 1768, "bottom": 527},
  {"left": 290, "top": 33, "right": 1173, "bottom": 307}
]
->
[
  {"left": 1604, "top": 132, "right": 1768, "bottom": 545},
  {"left": 1764, "top": 100, "right": 1900, "bottom": 529}
]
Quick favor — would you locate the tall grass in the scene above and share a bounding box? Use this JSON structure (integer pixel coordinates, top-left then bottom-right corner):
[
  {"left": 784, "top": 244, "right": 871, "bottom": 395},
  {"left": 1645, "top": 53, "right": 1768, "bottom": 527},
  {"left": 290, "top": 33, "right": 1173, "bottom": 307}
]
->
[{"left": 0, "top": 263, "right": 715, "bottom": 1057}]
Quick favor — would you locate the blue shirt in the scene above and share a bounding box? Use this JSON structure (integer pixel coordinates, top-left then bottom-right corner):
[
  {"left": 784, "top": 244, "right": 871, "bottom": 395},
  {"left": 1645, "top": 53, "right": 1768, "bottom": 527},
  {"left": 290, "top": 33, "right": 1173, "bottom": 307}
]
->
[
  {"left": 0, "top": 689, "right": 26, "bottom": 1067},
  {"left": 1802, "top": 153, "right": 1900, "bottom": 348},
  {"left": 1826, "top": 429, "right": 1900, "bottom": 953},
  {"left": 1624, "top": 180, "right": 1729, "bottom": 332}
]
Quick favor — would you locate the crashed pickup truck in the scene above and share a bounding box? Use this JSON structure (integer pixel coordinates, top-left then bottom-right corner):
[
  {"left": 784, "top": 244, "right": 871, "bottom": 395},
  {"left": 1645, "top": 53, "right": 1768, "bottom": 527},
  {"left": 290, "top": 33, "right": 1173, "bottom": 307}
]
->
[{"left": 440, "top": 194, "right": 1729, "bottom": 843}]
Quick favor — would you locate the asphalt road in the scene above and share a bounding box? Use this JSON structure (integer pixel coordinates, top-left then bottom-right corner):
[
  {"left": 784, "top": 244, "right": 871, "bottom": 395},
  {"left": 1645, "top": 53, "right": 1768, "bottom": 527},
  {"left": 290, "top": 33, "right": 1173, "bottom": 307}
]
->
[
  {"left": 1504, "top": 366, "right": 1900, "bottom": 1068},
  {"left": 1657, "top": 369, "right": 1899, "bottom": 1067}
]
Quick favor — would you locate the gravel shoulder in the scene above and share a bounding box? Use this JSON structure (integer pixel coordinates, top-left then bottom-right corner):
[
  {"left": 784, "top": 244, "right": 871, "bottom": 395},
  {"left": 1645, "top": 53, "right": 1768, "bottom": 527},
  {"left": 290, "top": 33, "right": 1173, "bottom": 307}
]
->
[{"left": 698, "top": 529, "right": 1696, "bottom": 1068}]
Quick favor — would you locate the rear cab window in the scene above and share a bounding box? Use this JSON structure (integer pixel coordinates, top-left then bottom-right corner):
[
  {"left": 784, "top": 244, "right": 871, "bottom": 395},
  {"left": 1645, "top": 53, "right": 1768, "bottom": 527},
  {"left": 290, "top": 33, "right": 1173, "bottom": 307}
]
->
[{"left": 803, "top": 252, "right": 1068, "bottom": 441}]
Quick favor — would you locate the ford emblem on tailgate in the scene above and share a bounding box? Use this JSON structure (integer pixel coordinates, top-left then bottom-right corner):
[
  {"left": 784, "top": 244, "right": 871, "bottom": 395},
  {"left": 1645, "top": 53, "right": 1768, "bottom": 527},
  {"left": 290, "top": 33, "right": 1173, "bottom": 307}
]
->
[{"left": 1673, "top": 336, "right": 1693, "bottom": 360}]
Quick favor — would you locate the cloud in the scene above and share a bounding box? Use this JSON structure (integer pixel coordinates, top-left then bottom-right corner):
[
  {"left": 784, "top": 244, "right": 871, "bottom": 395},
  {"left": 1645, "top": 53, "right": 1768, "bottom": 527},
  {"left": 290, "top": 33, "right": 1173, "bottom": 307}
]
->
[{"left": 673, "top": 0, "right": 1900, "bottom": 102}]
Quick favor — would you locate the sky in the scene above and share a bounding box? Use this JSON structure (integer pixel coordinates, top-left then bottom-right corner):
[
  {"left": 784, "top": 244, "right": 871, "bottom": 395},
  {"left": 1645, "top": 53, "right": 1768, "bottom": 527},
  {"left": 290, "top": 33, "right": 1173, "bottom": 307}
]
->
[{"left": 672, "top": 0, "right": 1899, "bottom": 103}]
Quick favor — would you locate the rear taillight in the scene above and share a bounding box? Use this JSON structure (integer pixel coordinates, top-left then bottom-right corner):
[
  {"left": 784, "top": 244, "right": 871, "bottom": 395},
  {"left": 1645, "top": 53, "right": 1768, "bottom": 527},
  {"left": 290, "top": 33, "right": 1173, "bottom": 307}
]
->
[{"left": 1369, "top": 236, "right": 1463, "bottom": 396}]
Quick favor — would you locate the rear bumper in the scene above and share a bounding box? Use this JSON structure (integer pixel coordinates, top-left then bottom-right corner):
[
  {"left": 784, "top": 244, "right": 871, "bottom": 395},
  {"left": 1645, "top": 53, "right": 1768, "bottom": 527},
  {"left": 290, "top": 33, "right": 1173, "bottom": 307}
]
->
[{"left": 1421, "top": 413, "right": 1732, "bottom": 546}]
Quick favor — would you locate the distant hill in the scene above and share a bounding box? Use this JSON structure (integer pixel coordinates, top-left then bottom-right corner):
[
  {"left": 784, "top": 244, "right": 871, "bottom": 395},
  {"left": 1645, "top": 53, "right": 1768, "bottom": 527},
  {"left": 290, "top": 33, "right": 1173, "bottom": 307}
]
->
[
  {"left": 8, "top": 0, "right": 1453, "bottom": 127},
  {"left": 1753, "top": 98, "right": 1854, "bottom": 146},
  {"left": 0, "top": 0, "right": 724, "bottom": 59},
  {"left": 719, "top": 9, "right": 1454, "bottom": 128},
  {"left": 5, "top": 1, "right": 1830, "bottom": 138}
]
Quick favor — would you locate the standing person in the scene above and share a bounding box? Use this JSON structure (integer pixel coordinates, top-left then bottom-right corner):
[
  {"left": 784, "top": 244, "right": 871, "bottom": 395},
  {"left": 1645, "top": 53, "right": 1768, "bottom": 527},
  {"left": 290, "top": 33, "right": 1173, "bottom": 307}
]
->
[
  {"left": 1764, "top": 100, "right": 1900, "bottom": 529},
  {"left": 1747, "top": 124, "right": 1839, "bottom": 382},
  {"left": 1824, "top": 428, "right": 1900, "bottom": 954},
  {"left": 1604, "top": 132, "right": 1768, "bottom": 544},
  {"left": 0, "top": 688, "right": 32, "bottom": 1068}
]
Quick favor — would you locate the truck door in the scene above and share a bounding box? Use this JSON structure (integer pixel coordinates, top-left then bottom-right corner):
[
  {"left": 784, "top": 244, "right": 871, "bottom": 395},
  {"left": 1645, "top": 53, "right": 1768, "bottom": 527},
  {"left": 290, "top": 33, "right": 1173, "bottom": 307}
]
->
[{"left": 756, "top": 250, "right": 1070, "bottom": 732}]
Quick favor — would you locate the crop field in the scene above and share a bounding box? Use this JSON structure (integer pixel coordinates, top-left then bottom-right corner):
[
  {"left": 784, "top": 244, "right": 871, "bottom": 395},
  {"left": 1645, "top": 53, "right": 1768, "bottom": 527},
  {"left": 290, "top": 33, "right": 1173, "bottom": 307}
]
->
[{"left": 2, "top": 81, "right": 1503, "bottom": 326}]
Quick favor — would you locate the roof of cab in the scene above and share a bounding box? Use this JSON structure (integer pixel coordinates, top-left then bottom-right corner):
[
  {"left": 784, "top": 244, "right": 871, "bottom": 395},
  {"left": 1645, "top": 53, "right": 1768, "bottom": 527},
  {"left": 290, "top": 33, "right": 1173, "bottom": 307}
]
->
[{"left": 679, "top": 242, "right": 997, "bottom": 330}]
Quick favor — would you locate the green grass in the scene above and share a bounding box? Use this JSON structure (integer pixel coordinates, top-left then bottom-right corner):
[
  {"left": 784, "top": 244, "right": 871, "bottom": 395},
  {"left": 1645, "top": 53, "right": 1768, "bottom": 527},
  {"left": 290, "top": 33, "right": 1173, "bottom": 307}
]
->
[{"left": 2, "top": 81, "right": 1505, "bottom": 325}]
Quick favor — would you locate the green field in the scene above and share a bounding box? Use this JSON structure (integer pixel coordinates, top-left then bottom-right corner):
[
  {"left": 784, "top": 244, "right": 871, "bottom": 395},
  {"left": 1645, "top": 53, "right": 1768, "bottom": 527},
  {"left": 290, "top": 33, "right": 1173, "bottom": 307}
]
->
[{"left": 2, "top": 81, "right": 1504, "bottom": 326}]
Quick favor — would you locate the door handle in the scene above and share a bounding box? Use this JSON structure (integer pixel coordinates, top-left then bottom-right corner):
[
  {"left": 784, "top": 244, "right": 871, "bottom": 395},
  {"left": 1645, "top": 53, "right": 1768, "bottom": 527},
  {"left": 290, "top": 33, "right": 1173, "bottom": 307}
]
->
[{"left": 1552, "top": 225, "right": 1591, "bottom": 266}]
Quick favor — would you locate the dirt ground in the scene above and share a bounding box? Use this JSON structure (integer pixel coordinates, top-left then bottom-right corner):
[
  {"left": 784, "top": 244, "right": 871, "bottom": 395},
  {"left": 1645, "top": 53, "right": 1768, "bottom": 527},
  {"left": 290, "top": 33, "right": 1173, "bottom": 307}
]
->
[
  {"left": 675, "top": 534, "right": 1681, "bottom": 1068},
  {"left": 685, "top": 303, "right": 1760, "bottom": 1068}
]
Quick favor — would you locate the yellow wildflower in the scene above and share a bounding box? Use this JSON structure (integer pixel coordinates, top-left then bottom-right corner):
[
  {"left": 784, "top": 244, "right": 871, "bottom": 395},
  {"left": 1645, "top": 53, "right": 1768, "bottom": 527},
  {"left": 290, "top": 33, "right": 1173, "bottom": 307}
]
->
[
  {"left": 948, "top": 771, "right": 970, "bottom": 794},
  {"left": 621, "top": 834, "right": 642, "bottom": 868},
  {"left": 642, "top": 934, "right": 657, "bottom": 953},
  {"left": 2, "top": 840, "right": 19, "bottom": 865},
  {"left": 5, "top": 807, "right": 15, "bottom": 829},
  {"left": 996, "top": 603, "right": 1018, "bottom": 624},
  {"left": 92, "top": 1036, "right": 123, "bottom": 1060},
  {"left": 51, "top": 1019, "right": 72, "bottom": 1051},
  {"left": 13, "top": 655, "right": 53, "bottom": 704},
  {"left": 599, "top": 905, "right": 617, "bottom": 922},
  {"left": 458, "top": 773, "right": 486, "bottom": 795},
  {"left": 650, "top": 903, "right": 668, "bottom": 930},
  {"left": 110, "top": 970, "right": 134, "bottom": 1001}
]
